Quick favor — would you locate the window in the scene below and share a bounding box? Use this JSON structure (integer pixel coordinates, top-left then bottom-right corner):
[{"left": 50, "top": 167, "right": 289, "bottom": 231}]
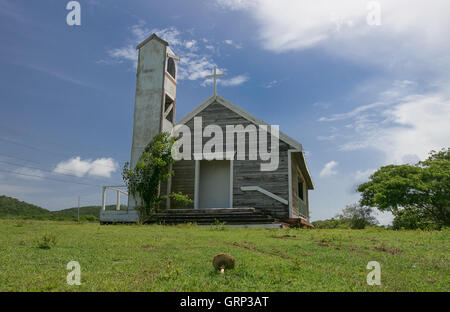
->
[
  {"left": 167, "top": 57, "right": 176, "bottom": 79},
  {"left": 298, "top": 181, "right": 304, "bottom": 201}
]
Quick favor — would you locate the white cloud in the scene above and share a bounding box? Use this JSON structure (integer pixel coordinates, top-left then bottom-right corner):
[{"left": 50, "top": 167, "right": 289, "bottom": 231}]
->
[
  {"left": 178, "top": 53, "right": 217, "bottom": 81},
  {"left": 184, "top": 40, "right": 197, "bottom": 50},
  {"left": 151, "top": 26, "right": 182, "bottom": 46},
  {"left": 224, "top": 39, "right": 242, "bottom": 49},
  {"left": 215, "top": 0, "right": 257, "bottom": 10},
  {"left": 354, "top": 168, "right": 376, "bottom": 183},
  {"left": 320, "top": 160, "right": 338, "bottom": 177},
  {"left": 214, "top": 0, "right": 450, "bottom": 91},
  {"left": 108, "top": 45, "right": 138, "bottom": 66},
  {"left": 215, "top": 1, "right": 450, "bottom": 54},
  {"left": 220, "top": 75, "right": 249, "bottom": 86},
  {"left": 321, "top": 81, "right": 450, "bottom": 164},
  {"left": 88, "top": 158, "right": 118, "bottom": 178},
  {"left": 53, "top": 157, "right": 118, "bottom": 178},
  {"left": 202, "top": 74, "right": 249, "bottom": 87},
  {"left": 264, "top": 80, "right": 278, "bottom": 88}
]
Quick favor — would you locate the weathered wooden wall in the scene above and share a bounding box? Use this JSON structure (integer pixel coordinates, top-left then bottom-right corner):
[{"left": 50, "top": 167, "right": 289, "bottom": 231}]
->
[
  {"left": 171, "top": 160, "right": 195, "bottom": 208},
  {"left": 291, "top": 155, "right": 309, "bottom": 220},
  {"left": 169, "top": 101, "right": 293, "bottom": 219}
]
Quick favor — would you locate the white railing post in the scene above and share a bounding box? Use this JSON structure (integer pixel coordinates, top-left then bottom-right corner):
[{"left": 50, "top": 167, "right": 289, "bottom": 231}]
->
[
  {"left": 116, "top": 190, "right": 120, "bottom": 211},
  {"left": 101, "top": 186, "right": 128, "bottom": 212},
  {"left": 102, "top": 186, "right": 106, "bottom": 211}
]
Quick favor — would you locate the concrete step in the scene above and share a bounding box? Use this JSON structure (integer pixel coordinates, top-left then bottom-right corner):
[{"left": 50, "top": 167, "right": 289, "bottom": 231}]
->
[
  {"left": 158, "top": 219, "right": 274, "bottom": 225},
  {"left": 100, "top": 210, "right": 139, "bottom": 223},
  {"left": 154, "top": 212, "right": 260, "bottom": 217},
  {"left": 164, "top": 208, "right": 256, "bottom": 214},
  {"left": 157, "top": 214, "right": 272, "bottom": 220},
  {"left": 155, "top": 209, "right": 275, "bottom": 224}
]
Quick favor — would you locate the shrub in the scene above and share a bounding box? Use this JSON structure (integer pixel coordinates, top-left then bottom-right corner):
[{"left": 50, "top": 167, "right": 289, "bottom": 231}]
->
[
  {"left": 210, "top": 219, "right": 227, "bottom": 231},
  {"left": 36, "top": 233, "right": 57, "bottom": 249}
]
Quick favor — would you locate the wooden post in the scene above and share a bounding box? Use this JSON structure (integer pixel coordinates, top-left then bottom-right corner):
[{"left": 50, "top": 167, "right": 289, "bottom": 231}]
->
[
  {"left": 102, "top": 187, "right": 106, "bottom": 211},
  {"left": 194, "top": 160, "right": 200, "bottom": 209},
  {"left": 116, "top": 190, "right": 120, "bottom": 211}
]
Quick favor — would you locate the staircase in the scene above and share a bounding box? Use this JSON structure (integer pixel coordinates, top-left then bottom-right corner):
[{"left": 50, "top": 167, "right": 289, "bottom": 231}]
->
[{"left": 154, "top": 208, "right": 275, "bottom": 225}]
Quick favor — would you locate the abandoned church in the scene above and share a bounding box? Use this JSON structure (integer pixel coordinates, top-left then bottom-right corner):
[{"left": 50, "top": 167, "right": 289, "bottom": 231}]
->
[{"left": 100, "top": 34, "right": 314, "bottom": 227}]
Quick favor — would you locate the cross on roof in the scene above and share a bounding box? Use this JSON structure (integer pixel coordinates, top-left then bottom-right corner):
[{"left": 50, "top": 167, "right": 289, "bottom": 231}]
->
[{"left": 205, "top": 66, "right": 225, "bottom": 96}]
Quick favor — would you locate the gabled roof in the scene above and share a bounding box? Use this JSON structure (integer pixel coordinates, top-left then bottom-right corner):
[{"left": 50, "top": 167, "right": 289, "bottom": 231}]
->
[
  {"left": 136, "top": 33, "right": 168, "bottom": 50},
  {"left": 177, "top": 95, "right": 302, "bottom": 150}
]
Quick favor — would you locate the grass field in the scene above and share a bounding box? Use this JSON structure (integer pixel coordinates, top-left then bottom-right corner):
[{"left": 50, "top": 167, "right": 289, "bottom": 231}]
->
[{"left": 0, "top": 219, "right": 448, "bottom": 292}]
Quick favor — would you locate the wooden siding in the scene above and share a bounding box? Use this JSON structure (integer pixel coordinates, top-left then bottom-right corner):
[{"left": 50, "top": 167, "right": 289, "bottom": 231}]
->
[
  {"left": 291, "top": 155, "right": 309, "bottom": 220},
  {"left": 169, "top": 101, "right": 293, "bottom": 219}
]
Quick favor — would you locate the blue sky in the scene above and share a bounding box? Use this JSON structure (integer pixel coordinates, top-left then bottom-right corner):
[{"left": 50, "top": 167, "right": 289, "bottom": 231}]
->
[{"left": 1, "top": 0, "right": 449, "bottom": 224}]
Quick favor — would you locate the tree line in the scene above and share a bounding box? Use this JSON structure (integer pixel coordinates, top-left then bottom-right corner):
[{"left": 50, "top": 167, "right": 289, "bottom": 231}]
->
[{"left": 314, "top": 148, "right": 449, "bottom": 230}]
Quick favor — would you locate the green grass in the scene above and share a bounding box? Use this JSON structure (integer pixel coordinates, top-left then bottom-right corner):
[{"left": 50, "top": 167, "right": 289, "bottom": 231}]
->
[{"left": 0, "top": 219, "right": 448, "bottom": 291}]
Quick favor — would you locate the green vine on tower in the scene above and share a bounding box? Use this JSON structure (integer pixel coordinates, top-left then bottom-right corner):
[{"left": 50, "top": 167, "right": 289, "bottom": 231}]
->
[{"left": 122, "top": 132, "right": 192, "bottom": 222}]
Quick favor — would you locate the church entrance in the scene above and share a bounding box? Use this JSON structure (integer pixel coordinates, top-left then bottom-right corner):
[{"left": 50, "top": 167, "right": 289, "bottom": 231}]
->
[{"left": 198, "top": 160, "right": 231, "bottom": 208}]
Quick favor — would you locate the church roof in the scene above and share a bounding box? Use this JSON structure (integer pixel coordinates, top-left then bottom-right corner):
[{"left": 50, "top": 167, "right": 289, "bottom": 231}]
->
[
  {"left": 136, "top": 33, "right": 168, "bottom": 50},
  {"left": 176, "top": 95, "right": 314, "bottom": 189}
]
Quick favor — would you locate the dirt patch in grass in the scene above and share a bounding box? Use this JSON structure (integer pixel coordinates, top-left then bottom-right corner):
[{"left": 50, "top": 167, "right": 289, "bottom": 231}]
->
[
  {"left": 230, "top": 241, "right": 265, "bottom": 254},
  {"left": 272, "top": 234, "right": 297, "bottom": 239},
  {"left": 369, "top": 245, "right": 401, "bottom": 255},
  {"left": 141, "top": 245, "right": 155, "bottom": 250},
  {"left": 229, "top": 241, "right": 292, "bottom": 260}
]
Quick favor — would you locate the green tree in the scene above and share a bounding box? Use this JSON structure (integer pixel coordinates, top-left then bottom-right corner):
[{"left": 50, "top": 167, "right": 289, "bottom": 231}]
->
[
  {"left": 357, "top": 148, "right": 450, "bottom": 229},
  {"left": 339, "top": 203, "right": 378, "bottom": 229},
  {"left": 122, "top": 132, "right": 192, "bottom": 222},
  {"left": 312, "top": 204, "right": 378, "bottom": 229}
]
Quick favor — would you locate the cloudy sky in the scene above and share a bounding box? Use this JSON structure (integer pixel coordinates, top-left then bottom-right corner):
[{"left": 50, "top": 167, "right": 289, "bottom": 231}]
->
[{"left": 1, "top": 0, "right": 449, "bottom": 223}]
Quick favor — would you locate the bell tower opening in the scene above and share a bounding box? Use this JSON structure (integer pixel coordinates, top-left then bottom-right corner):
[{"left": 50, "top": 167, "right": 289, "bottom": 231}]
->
[
  {"left": 164, "top": 94, "right": 174, "bottom": 123},
  {"left": 167, "top": 57, "right": 176, "bottom": 79}
]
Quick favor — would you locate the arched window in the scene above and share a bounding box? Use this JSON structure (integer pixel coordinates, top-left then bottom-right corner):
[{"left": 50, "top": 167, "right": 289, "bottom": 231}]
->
[{"left": 167, "top": 57, "right": 176, "bottom": 79}]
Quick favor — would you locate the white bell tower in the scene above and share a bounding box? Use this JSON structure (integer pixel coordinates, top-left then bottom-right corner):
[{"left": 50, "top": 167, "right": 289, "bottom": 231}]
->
[{"left": 128, "top": 34, "right": 179, "bottom": 208}]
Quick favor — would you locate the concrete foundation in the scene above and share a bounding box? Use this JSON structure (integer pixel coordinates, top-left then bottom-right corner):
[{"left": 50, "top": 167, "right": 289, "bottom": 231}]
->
[{"left": 100, "top": 210, "right": 139, "bottom": 223}]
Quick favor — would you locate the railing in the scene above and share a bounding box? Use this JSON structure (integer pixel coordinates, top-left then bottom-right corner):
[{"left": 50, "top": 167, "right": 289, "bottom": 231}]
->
[
  {"left": 101, "top": 186, "right": 128, "bottom": 211},
  {"left": 293, "top": 194, "right": 308, "bottom": 220},
  {"left": 240, "top": 186, "right": 288, "bottom": 205}
]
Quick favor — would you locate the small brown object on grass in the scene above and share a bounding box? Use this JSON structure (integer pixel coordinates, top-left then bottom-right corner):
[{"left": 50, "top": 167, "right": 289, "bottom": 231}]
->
[{"left": 213, "top": 254, "right": 235, "bottom": 274}]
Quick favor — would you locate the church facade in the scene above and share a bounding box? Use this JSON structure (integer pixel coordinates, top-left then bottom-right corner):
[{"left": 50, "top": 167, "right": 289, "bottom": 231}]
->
[
  {"left": 102, "top": 34, "right": 314, "bottom": 225},
  {"left": 163, "top": 95, "right": 314, "bottom": 220}
]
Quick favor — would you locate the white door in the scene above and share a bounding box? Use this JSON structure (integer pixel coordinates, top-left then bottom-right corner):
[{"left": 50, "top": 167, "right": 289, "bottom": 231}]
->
[{"left": 198, "top": 160, "right": 231, "bottom": 208}]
